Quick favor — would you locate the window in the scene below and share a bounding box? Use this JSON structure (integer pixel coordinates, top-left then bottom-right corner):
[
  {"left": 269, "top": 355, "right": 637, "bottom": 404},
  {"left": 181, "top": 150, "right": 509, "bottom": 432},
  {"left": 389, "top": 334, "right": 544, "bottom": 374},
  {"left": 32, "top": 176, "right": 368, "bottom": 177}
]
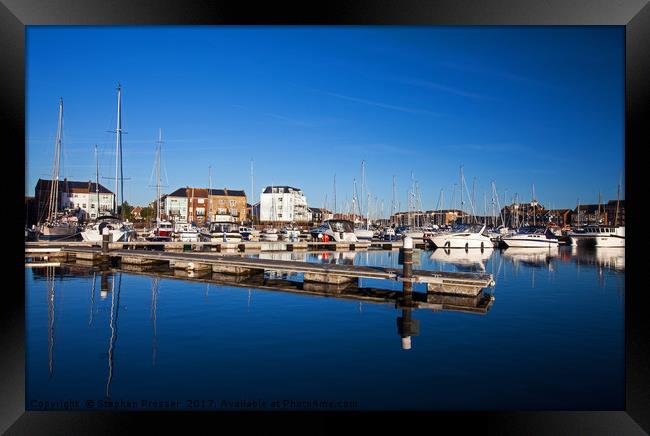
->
[
  {"left": 91, "top": 204, "right": 96, "bottom": 209},
  {"left": 229, "top": 200, "right": 236, "bottom": 207},
  {"left": 219, "top": 199, "right": 225, "bottom": 205},
  {"left": 196, "top": 208, "right": 205, "bottom": 216},
  {"left": 278, "top": 214, "right": 282, "bottom": 218},
  {"left": 82, "top": 203, "right": 86, "bottom": 208},
  {"left": 198, "top": 198, "right": 204, "bottom": 204}
]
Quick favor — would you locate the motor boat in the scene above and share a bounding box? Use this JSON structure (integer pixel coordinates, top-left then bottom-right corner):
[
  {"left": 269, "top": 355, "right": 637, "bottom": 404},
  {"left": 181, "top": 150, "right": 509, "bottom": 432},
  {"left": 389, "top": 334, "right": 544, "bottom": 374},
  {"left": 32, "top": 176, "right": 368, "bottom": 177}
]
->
[
  {"left": 381, "top": 227, "right": 396, "bottom": 241},
  {"left": 567, "top": 225, "right": 625, "bottom": 248},
  {"left": 261, "top": 227, "right": 279, "bottom": 241},
  {"left": 426, "top": 223, "right": 492, "bottom": 249},
  {"left": 204, "top": 221, "right": 242, "bottom": 242},
  {"left": 239, "top": 226, "right": 260, "bottom": 241},
  {"left": 173, "top": 222, "right": 200, "bottom": 242},
  {"left": 354, "top": 227, "right": 374, "bottom": 241},
  {"left": 311, "top": 219, "right": 358, "bottom": 242},
  {"left": 501, "top": 226, "right": 559, "bottom": 248},
  {"left": 81, "top": 215, "right": 136, "bottom": 242},
  {"left": 279, "top": 224, "right": 301, "bottom": 241},
  {"left": 145, "top": 219, "right": 173, "bottom": 241}
]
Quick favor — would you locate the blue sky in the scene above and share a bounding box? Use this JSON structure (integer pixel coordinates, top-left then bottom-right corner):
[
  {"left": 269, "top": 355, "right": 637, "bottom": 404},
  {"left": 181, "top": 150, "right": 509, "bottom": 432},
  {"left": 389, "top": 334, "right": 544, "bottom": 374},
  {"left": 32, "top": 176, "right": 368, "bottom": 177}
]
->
[{"left": 26, "top": 26, "right": 624, "bottom": 214}]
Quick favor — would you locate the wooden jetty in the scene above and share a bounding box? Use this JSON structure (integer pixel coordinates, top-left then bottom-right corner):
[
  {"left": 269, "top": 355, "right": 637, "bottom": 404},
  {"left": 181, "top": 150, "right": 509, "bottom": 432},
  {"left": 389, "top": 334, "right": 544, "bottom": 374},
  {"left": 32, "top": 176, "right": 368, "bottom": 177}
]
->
[
  {"left": 28, "top": 246, "right": 494, "bottom": 298},
  {"left": 25, "top": 239, "right": 426, "bottom": 253}
]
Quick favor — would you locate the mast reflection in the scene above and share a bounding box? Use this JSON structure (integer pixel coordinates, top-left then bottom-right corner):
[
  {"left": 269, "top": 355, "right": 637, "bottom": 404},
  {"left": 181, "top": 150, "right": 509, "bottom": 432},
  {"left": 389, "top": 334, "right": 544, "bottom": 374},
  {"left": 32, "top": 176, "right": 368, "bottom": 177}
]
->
[
  {"left": 46, "top": 265, "right": 56, "bottom": 379},
  {"left": 106, "top": 272, "right": 122, "bottom": 398}
]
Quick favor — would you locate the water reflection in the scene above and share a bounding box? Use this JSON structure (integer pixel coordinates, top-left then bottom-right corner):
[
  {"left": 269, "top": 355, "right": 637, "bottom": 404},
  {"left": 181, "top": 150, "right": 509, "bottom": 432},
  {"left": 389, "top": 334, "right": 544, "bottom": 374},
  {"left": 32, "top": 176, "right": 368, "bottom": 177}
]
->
[
  {"left": 501, "top": 247, "right": 560, "bottom": 269},
  {"left": 106, "top": 273, "right": 122, "bottom": 398},
  {"left": 46, "top": 266, "right": 56, "bottom": 379},
  {"left": 428, "top": 247, "right": 494, "bottom": 272},
  {"left": 25, "top": 243, "right": 624, "bottom": 410}
]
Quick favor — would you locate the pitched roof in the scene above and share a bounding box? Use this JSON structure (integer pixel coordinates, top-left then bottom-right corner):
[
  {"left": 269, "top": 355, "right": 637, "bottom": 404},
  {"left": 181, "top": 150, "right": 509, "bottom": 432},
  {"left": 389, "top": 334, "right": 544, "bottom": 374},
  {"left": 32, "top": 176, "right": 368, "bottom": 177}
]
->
[
  {"left": 166, "top": 187, "right": 246, "bottom": 197},
  {"left": 35, "top": 178, "right": 113, "bottom": 194},
  {"left": 209, "top": 188, "right": 246, "bottom": 197},
  {"left": 263, "top": 186, "right": 302, "bottom": 194}
]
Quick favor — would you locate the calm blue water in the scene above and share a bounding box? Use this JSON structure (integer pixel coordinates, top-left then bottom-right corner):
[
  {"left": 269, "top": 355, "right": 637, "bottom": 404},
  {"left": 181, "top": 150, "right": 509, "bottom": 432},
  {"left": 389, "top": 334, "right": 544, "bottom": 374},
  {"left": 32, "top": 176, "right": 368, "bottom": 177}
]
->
[{"left": 26, "top": 246, "right": 624, "bottom": 411}]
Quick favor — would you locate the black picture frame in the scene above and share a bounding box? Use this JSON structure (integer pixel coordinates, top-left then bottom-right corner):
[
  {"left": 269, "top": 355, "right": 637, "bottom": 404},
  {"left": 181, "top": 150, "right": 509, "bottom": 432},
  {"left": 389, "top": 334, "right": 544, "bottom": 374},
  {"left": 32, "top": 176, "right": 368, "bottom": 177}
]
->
[{"left": 5, "top": 1, "right": 649, "bottom": 433}]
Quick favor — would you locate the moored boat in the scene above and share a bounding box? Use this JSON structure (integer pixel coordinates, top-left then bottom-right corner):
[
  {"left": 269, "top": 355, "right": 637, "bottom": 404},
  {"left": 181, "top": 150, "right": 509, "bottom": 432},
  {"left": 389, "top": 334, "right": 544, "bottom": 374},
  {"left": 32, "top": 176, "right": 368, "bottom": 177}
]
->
[
  {"left": 426, "top": 223, "right": 492, "bottom": 249},
  {"left": 501, "top": 226, "right": 559, "bottom": 248}
]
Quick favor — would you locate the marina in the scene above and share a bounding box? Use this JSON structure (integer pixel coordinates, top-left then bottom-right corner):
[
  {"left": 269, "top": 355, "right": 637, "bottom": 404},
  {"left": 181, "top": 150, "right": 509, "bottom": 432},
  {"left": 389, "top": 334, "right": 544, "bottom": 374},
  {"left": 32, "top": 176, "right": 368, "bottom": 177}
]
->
[{"left": 23, "top": 26, "right": 627, "bottom": 415}]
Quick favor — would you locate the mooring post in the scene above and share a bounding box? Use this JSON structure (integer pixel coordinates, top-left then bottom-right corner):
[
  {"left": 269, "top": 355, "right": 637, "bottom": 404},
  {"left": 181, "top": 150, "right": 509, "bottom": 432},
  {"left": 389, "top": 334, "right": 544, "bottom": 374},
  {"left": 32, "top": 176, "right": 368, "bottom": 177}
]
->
[
  {"left": 397, "top": 306, "right": 420, "bottom": 350},
  {"left": 102, "top": 234, "right": 110, "bottom": 255},
  {"left": 401, "top": 236, "right": 413, "bottom": 295}
]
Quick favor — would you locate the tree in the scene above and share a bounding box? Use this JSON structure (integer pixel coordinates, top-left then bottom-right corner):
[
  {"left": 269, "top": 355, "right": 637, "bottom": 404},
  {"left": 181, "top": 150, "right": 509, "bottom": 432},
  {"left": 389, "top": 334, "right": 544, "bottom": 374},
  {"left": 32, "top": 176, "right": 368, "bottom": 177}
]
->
[
  {"left": 117, "top": 201, "right": 133, "bottom": 221},
  {"left": 140, "top": 206, "right": 153, "bottom": 220}
]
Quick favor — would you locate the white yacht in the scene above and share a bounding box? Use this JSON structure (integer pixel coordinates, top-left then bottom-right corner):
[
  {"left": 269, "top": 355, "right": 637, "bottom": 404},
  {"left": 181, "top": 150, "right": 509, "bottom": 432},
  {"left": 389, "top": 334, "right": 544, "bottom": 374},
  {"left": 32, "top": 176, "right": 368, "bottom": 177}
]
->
[
  {"left": 239, "top": 226, "right": 260, "bottom": 241},
  {"left": 81, "top": 215, "right": 136, "bottom": 242},
  {"left": 261, "top": 227, "right": 279, "bottom": 241},
  {"left": 206, "top": 221, "right": 242, "bottom": 242},
  {"left": 173, "top": 222, "right": 200, "bottom": 242},
  {"left": 279, "top": 224, "right": 301, "bottom": 241},
  {"left": 354, "top": 228, "right": 374, "bottom": 241},
  {"left": 426, "top": 223, "right": 492, "bottom": 249},
  {"left": 311, "top": 219, "right": 358, "bottom": 242},
  {"left": 568, "top": 225, "right": 625, "bottom": 247},
  {"left": 501, "top": 227, "right": 559, "bottom": 248}
]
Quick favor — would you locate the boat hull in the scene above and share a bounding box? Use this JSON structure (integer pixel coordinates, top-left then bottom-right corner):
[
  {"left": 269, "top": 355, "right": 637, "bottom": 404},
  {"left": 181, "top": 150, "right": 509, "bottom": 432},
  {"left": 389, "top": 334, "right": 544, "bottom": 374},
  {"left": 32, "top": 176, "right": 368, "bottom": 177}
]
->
[
  {"left": 354, "top": 229, "right": 374, "bottom": 241},
  {"left": 81, "top": 228, "right": 133, "bottom": 242},
  {"left": 39, "top": 224, "right": 78, "bottom": 241},
  {"left": 502, "top": 237, "right": 558, "bottom": 248},
  {"left": 427, "top": 234, "right": 492, "bottom": 249}
]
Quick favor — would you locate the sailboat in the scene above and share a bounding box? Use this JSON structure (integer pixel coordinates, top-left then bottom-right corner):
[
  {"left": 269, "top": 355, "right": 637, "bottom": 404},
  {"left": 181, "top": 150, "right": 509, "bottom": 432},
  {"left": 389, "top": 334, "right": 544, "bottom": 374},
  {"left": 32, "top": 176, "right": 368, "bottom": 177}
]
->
[
  {"left": 81, "top": 84, "right": 135, "bottom": 242},
  {"left": 144, "top": 128, "right": 174, "bottom": 241},
  {"left": 38, "top": 98, "right": 80, "bottom": 241},
  {"left": 354, "top": 161, "right": 374, "bottom": 241}
]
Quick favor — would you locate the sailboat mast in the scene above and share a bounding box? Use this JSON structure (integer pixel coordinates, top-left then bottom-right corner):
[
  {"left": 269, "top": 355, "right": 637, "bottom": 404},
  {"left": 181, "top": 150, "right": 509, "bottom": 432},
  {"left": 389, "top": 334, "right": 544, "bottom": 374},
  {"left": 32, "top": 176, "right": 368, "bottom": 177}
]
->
[
  {"left": 249, "top": 159, "right": 253, "bottom": 224},
  {"left": 391, "top": 175, "right": 396, "bottom": 223},
  {"left": 333, "top": 174, "right": 337, "bottom": 216},
  {"left": 615, "top": 178, "right": 621, "bottom": 226},
  {"left": 48, "top": 98, "right": 64, "bottom": 222},
  {"left": 460, "top": 166, "right": 465, "bottom": 224},
  {"left": 361, "top": 161, "right": 365, "bottom": 225},
  {"left": 155, "top": 129, "right": 162, "bottom": 223},
  {"left": 209, "top": 164, "right": 212, "bottom": 223},
  {"left": 114, "top": 83, "right": 121, "bottom": 215},
  {"left": 95, "top": 144, "right": 100, "bottom": 217}
]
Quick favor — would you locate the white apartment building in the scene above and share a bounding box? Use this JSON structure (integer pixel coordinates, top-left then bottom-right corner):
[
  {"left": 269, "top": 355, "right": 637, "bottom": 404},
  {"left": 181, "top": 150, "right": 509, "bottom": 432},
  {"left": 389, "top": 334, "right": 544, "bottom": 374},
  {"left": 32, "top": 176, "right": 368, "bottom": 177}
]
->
[
  {"left": 57, "top": 181, "right": 114, "bottom": 220},
  {"left": 161, "top": 188, "right": 189, "bottom": 222},
  {"left": 259, "top": 186, "right": 309, "bottom": 223}
]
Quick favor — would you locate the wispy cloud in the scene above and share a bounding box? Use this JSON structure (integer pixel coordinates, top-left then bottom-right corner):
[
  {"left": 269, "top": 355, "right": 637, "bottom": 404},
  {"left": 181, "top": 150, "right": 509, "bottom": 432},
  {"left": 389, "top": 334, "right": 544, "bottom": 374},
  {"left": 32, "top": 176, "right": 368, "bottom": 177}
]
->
[
  {"left": 316, "top": 90, "right": 440, "bottom": 116},
  {"left": 266, "top": 113, "right": 315, "bottom": 127},
  {"left": 397, "top": 77, "right": 492, "bottom": 100},
  {"left": 444, "top": 143, "right": 532, "bottom": 153},
  {"left": 439, "top": 61, "right": 558, "bottom": 90},
  {"left": 331, "top": 143, "right": 414, "bottom": 155}
]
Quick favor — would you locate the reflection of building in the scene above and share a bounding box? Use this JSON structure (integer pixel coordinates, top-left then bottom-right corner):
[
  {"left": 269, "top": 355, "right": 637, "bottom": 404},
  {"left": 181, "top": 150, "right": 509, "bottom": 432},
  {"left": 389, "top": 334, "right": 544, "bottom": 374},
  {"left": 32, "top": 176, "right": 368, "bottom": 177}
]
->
[{"left": 260, "top": 186, "right": 308, "bottom": 223}]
